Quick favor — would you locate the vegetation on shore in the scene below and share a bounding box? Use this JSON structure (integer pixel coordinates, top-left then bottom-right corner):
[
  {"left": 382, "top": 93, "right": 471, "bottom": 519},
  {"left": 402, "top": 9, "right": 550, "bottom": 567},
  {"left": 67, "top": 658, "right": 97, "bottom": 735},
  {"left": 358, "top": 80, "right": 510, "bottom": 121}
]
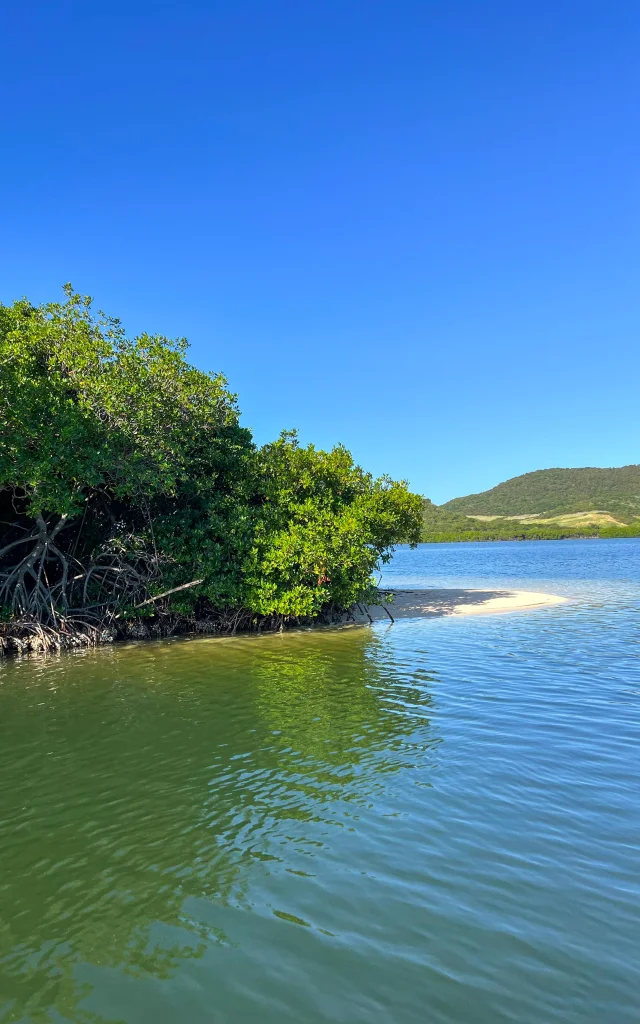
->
[
  {"left": 0, "top": 287, "right": 421, "bottom": 652},
  {"left": 422, "top": 465, "right": 640, "bottom": 542}
]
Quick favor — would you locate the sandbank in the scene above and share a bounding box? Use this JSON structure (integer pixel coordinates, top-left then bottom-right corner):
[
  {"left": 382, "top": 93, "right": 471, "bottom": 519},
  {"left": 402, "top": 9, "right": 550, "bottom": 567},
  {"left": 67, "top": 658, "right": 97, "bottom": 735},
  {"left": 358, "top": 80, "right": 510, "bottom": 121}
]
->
[{"left": 353, "top": 588, "right": 567, "bottom": 622}]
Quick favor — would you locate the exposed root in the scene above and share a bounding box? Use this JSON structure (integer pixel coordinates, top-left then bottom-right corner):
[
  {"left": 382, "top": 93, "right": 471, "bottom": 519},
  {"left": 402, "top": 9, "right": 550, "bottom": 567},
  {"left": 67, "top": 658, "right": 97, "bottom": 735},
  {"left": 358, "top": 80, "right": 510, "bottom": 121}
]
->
[
  {"left": 0, "top": 618, "right": 107, "bottom": 656},
  {"left": 0, "top": 602, "right": 357, "bottom": 658},
  {"left": 0, "top": 505, "right": 162, "bottom": 628}
]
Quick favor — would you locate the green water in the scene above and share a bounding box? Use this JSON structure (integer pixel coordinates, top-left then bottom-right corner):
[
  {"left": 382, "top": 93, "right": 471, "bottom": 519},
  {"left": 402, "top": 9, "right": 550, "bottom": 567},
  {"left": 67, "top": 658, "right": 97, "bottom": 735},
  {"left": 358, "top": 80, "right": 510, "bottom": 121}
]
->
[{"left": 1, "top": 541, "right": 639, "bottom": 1023}]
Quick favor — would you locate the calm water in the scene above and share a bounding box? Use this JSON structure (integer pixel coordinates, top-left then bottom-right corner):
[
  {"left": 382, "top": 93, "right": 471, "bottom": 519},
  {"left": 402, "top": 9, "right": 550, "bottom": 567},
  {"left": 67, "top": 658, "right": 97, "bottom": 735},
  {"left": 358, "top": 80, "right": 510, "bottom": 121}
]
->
[{"left": 0, "top": 540, "right": 639, "bottom": 1024}]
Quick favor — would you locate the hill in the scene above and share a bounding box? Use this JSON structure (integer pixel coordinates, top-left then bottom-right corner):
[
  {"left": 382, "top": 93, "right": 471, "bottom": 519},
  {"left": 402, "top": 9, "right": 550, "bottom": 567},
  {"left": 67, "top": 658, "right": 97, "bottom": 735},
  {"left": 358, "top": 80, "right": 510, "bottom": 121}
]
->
[
  {"left": 421, "top": 465, "right": 640, "bottom": 543},
  {"left": 442, "top": 466, "right": 640, "bottom": 520}
]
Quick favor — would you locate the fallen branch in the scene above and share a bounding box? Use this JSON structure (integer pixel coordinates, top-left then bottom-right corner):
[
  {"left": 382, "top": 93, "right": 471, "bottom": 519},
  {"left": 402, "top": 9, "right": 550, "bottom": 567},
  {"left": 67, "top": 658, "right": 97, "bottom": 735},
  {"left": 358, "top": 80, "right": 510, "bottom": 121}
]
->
[{"left": 115, "top": 578, "right": 204, "bottom": 617}]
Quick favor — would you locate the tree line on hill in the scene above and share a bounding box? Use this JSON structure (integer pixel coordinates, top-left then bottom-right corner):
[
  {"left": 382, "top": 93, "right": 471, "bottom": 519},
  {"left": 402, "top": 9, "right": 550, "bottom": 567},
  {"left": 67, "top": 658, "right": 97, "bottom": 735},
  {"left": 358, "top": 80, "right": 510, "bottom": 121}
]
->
[{"left": 0, "top": 287, "right": 421, "bottom": 651}]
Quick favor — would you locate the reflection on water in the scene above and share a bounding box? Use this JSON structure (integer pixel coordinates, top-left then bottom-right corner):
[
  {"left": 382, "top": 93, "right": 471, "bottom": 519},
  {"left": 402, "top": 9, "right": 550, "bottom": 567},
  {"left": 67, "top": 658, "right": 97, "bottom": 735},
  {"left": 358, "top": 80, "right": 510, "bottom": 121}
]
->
[
  {"left": 0, "top": 540, "right": 639, "bottom": 1024},
  {"left": 0, "top": 629, "right": 437, "bottom": 1023}
]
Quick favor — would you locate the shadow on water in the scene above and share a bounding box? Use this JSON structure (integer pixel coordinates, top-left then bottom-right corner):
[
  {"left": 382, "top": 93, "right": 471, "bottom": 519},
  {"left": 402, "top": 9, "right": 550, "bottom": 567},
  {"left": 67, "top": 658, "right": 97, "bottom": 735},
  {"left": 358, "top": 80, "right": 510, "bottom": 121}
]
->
[{"left": 0, "top": 627, "right": 438, "bottom": 1023}]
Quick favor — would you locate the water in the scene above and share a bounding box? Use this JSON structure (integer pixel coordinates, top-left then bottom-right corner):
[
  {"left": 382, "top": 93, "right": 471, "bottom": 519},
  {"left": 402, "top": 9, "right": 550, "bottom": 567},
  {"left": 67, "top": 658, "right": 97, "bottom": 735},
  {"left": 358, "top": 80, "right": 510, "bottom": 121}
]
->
[{"left": 0, "top": 539, "right": 638, "bottom": 1024}]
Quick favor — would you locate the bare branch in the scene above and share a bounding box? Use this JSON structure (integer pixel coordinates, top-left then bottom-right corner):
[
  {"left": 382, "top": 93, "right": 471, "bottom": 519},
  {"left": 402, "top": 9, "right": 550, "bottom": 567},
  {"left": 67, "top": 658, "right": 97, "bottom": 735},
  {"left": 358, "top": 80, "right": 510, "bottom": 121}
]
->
[{"left": 115, "top": 578, "right": 203, "bottom": 617}]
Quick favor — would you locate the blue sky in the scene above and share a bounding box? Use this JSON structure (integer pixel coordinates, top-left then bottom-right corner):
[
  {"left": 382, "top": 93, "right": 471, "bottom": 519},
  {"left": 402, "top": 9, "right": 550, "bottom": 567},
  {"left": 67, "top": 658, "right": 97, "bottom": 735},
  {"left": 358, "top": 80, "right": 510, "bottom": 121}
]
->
[{"left": 2, "top": 1, "right": 639, "bottom": 503}]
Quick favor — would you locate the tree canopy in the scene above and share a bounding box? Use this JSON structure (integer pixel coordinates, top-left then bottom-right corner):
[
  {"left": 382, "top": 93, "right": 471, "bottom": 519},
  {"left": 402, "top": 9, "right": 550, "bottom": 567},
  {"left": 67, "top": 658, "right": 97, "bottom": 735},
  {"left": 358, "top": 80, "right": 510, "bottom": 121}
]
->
[{"left": 0, "top": 287, "right": 421, "bottom": 642}]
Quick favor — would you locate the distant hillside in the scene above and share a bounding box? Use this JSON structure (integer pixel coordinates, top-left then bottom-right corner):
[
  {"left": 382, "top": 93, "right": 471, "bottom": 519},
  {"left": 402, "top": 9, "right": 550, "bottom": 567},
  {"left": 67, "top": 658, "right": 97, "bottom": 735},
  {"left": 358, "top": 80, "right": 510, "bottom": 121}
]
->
[
  {"left": 442, "top": 466, "right": 640, "bottom": 521},
  {"left": 421, "top": 465, "right": 640, "bottom": 543}
]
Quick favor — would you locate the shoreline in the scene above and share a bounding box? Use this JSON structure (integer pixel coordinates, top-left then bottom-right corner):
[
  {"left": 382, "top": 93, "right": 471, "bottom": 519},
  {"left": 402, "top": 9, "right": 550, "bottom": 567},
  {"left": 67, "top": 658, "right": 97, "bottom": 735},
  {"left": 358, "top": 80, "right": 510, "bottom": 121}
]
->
[
  {"left": 0, "top": 588, "right": 568, "bottom": 657},
  {"left": 354, "top": 588, "right": 567, "bottom": 622}
]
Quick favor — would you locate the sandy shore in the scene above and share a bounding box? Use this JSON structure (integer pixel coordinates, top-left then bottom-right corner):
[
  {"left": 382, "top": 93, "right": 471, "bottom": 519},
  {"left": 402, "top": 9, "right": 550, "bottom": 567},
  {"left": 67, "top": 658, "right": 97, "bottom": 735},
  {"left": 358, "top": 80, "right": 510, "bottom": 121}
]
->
[{"left": 352, "top": 588, "right": 567, "bottom": 622}]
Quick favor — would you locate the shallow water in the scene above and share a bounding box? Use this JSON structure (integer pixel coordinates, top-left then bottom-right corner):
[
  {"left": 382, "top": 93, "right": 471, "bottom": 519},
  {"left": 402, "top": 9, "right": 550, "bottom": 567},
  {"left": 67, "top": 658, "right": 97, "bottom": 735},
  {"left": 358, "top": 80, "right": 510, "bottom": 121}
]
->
[{"left": 0, "top": 540, "right": 639, "bottom": 1024}]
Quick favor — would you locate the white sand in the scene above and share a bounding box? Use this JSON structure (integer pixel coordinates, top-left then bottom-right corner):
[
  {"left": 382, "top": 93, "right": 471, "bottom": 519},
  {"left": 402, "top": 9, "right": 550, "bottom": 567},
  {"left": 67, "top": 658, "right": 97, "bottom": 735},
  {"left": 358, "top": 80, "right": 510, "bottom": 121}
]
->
[{"left": 352, "top": 588, "right": 567, "bottom": 622}]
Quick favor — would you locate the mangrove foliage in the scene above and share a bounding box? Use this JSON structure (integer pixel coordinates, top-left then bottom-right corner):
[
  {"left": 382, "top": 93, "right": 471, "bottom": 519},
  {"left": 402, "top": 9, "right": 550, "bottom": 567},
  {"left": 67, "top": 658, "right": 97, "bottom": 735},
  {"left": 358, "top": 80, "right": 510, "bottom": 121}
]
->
[{"left": 0, "top": 287, "right": 421, "bottom": 649}]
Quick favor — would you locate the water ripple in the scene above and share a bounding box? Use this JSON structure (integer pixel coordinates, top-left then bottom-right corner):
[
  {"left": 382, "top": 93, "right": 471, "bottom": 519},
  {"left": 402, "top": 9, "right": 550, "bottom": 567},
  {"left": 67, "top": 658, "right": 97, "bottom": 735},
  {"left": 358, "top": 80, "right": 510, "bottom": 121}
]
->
[{"left": 0, "top": 540, "right": 639, "bottom": 1023}]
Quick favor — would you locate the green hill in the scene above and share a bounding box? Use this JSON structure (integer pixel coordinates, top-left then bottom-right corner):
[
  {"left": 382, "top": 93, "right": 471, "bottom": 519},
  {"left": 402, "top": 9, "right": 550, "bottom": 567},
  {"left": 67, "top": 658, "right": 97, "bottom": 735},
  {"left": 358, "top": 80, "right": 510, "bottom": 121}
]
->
[
  {"left": 421, "top": 465, "right": 640, "bottom": 543},
  {"left": 442, "top": 465, "right": 640, "bottom": 520}
]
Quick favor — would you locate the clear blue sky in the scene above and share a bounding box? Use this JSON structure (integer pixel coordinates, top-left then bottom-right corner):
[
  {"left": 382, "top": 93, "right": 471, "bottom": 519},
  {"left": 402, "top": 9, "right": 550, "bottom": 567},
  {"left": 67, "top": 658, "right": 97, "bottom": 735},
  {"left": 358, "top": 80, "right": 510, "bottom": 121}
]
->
[{"left": 2, "top": 1, "right": 639, "bottom": 503}]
